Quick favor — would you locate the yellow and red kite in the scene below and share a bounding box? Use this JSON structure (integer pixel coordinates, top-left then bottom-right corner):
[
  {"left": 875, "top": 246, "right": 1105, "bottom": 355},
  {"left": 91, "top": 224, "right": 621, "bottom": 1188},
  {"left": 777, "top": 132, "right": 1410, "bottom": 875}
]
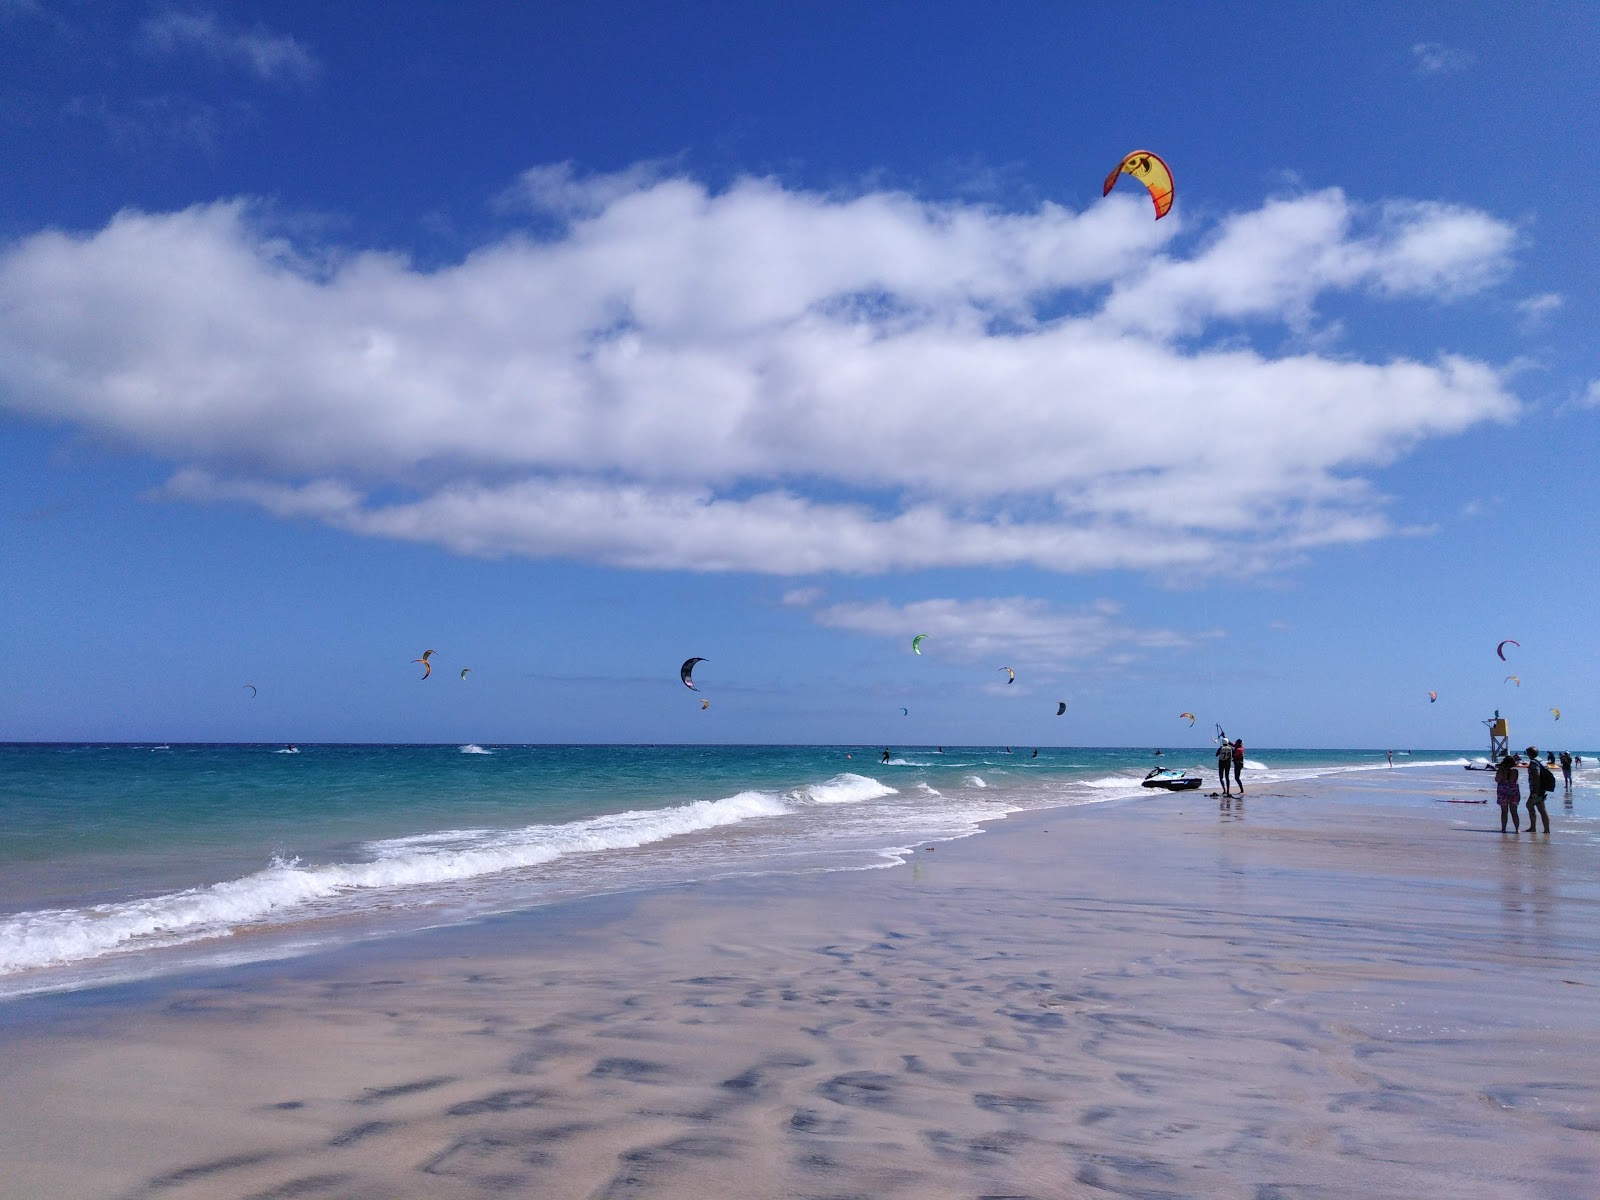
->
[{"left": 1103, "top": 150, "right": 1174, "bottom": 219}]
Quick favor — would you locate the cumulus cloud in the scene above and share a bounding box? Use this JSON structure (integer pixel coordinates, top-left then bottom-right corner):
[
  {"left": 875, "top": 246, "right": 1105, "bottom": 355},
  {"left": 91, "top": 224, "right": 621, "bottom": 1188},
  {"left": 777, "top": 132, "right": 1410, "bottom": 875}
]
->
[
  {"left": 1412, "top": 42, "right": 1475, "bottom": 75},
  {"left": 811, "top": 596, "right": 1214, "bottom": 669},
  {"left": 0, "top": 169, "right": 1521, "bottom": 576},
  {"left": 141, "top": 10, "right": 319, "bottom": 84}
]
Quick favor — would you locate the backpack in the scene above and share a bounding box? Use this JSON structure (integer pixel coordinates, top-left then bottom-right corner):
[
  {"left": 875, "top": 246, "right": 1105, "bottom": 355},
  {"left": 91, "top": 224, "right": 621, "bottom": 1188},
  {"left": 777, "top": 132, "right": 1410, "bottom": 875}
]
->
[{"left": 1538, "top": 763, "right": 1557, "bottom": 793}]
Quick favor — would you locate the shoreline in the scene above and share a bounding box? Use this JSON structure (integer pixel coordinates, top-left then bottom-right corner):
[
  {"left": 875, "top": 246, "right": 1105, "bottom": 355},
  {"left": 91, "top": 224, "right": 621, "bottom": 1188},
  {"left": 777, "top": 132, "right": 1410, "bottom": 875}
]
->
[{"left": 3, "top": 766, "right": 1597, "bottom": 1197}]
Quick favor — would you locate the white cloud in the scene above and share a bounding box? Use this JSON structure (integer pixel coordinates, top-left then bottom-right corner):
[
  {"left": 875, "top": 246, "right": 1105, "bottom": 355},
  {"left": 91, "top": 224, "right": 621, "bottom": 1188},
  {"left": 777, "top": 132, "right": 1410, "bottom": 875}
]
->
[
  {"left": 0, "top": 170, "right": 1521, "bottom": 577},
  {"left": 142, "top": 11, "right": 319, "bottom": 84},
  {"left": 812, "top": 596, "right": 1215, "bottom": 669},
  {"left": 1516, "top": 292, "right": 1562, "bottom": 331},
  {"left": 1583, "top": 381, "right": 1600, "bottom": 409},
  {"left": 780, "top": 587, "right": 825, "bottom": 607},
  {"left": 1412, "top": 42, "right": 1475, "bottom": 75}
]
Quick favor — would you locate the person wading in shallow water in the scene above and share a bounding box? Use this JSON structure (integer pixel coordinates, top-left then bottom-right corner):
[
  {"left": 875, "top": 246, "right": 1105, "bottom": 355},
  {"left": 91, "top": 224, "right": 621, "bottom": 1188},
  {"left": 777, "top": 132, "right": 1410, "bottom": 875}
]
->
[
  {"left": 1495, "top": 753, "right": 1521, "bottom": 832},
  {"left": 1231, "top": 739, "right": 1246, "bottom": 794}
]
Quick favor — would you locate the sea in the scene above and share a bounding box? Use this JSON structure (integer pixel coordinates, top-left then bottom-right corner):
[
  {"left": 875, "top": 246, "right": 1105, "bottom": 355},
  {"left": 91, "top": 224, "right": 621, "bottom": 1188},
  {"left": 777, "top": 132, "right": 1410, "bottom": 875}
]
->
[{"left": 2, "top": 743, "right": 1592, "bottom": 1000}]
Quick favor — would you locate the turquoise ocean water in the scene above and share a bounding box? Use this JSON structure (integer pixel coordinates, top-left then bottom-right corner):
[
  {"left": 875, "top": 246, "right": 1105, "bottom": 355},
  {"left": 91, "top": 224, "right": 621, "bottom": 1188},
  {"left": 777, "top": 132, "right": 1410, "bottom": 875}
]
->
[{"left": 2, "top": 742, "right": 1589, "bottom": 999}]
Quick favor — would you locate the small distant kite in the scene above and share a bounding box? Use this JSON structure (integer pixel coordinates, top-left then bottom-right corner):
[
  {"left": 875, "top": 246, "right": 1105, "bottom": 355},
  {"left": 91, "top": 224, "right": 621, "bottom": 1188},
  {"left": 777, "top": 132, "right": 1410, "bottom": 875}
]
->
[
  {"left": 460, "top": 668, "right": 471, "bottom": 681},
  {"left": 680, "top": 657, "right": 706, "bottom": 690},
  {"left": 1103, "top": 150, "right": 1174, "bottom": 219},
  {"left": 701, "top": 698, "right": 711, "bottom": 710},
  {"left": 1179, "top": 711, "right": 1196, "bottom": 727},
  {"left": 1505, "top": 675, "right": 1520, "bottom": 687},
  {"left": 1552, "top": 707, "right": 1561, "bottom": 721},
  {"left": 999, "top": 666, "right": 1015, "bottom": 684},
  {"left": 901, "top": 707, "right": 909, "bottom": 717},
  {"left": 1497, "top": 639, "right": 1519, "bottom": 661},
  {"left": 413, "top": 649, "right": 436, "bottom": 680},
  {"left": 1428, "top": 691, "right": 1437, "bottom": 703},
  {"left": 1056, "top": 702, "right": 1067, "bottom": 716},
  {"left": 243, "top": 684, "right": 257, "bottom": 698},
  {"left": 912, "top": 634, "right": 928, "bottom": 655}
]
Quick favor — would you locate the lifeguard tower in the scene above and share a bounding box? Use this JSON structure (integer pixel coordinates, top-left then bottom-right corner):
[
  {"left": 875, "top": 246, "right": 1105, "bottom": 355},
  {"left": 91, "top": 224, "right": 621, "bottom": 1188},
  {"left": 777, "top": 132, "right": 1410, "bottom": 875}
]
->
[{"left": 1484, "top": 711, "right": 1509, "bottom": 762}]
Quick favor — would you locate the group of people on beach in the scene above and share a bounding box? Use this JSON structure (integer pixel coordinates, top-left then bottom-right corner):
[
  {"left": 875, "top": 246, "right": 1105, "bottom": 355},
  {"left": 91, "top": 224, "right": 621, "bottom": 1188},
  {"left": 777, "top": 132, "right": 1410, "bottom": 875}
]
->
[
  {"left": 1494, "top": 747, "right": 1577, "bottom": 833},
  {"left": 1215, "top": 737, "right": 1245, "bottom": 796}
]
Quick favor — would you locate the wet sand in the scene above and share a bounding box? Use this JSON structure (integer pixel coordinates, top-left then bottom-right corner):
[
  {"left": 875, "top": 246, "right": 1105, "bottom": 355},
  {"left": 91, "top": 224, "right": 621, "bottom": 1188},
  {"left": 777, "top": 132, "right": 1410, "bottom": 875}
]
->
[{"left": 2, "top": 767, "right": 1597, "bottom": 1199}]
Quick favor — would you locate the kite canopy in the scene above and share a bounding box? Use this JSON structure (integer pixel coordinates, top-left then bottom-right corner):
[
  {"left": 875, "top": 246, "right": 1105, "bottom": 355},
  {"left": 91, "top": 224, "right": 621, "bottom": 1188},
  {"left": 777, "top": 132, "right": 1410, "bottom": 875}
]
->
[
  {"left": 901, "top": 707, "right": 909, "bottom": 716},
  {"left": 1179, "top": 711, "right": 1196, "bottom": 726},
  {"left": 460, "top": 668, "right": 471, "bottom": 680},
  {"left": 1428, "top": 691, "right": 1437, "bottom": 703},
  {"left": 1505, "top": 675, "right": 1520, "bottom": 687},
  {"left": 701, "top": 698, "right": 710, "bottom": 710},
  {"left": 1103, "top": 150, "right": 1174, "bottom": 219},
  {"left": 1497, "top": 639, "right": 1519, "bottom": 661},
  {"left": 243, "top": 684, "right": 257, "bottom": 698},
  {"left": 680, "top": 657, "right": 707, "bottom": 690},
  {"left": 912, "top": 634, "right": 928, "bottom": 655},
  {"left": 412, "top": 654, "right": 432, "bottom": 680},
  {"left": 999, "top": 666, "right": 1015, "bottom": 684},
  {"left": 1056, "top": 702, "right": 1067, "bottom": 716},
  {"left": 1552, "top": 707, "right": 1561, "bottom": 721}
]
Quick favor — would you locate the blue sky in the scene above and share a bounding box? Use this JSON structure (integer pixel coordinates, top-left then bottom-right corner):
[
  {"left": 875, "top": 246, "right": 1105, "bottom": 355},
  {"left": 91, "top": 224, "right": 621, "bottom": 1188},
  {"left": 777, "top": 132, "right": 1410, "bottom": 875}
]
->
[{"left": 2, "top": 1, "right": 1595, "bottom": 748}]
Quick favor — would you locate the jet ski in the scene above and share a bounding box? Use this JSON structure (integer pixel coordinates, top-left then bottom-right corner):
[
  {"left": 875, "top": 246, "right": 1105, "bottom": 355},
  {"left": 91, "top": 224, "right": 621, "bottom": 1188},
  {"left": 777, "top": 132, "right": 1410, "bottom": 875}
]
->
[{"left": 1141, "top": 768, "right": 1203, "bottom": 791}]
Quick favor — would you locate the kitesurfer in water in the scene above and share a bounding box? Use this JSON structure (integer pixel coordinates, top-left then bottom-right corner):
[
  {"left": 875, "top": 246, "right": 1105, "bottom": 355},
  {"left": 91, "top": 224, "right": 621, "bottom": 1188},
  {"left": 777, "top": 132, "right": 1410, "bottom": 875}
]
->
[
  {"left": 882, "top": 748, "right": 892, "bottom": 763},
  {"left": 1031, "top": 748, "right": 1038, "bottom": 758},
  {"left": 1215, "top": 741, "right": 1233, "bottom": 796},
  {"left": 1495, "top": 754, "right": 1522, "bottom": 832}
]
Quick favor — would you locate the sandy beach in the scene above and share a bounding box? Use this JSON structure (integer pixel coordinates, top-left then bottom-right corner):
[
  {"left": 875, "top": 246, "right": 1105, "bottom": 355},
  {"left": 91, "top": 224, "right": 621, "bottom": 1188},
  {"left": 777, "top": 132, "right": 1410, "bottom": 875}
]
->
[{"left": 2, "top": 766, "right": 1597, "bottom": 1199}]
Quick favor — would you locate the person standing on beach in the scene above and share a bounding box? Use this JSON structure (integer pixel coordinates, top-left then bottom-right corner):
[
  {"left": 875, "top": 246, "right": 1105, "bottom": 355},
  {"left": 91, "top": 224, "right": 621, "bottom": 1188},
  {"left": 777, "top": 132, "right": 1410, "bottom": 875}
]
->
[
  {"left": 1560, "top": 750, "right": 1573, "bottom": 791},
  {"left": 1524, "top": 746, "right": 1552, "bottom": 833},
  {"left": 1495, "top": 754, "right": 1521, "bottom": 832},
  {"left": 1231, "top": 739, "right": 1245, "bottom": 793},
  {"left": 1215, "top": 740, "right": 1233, "bottom": 796}
]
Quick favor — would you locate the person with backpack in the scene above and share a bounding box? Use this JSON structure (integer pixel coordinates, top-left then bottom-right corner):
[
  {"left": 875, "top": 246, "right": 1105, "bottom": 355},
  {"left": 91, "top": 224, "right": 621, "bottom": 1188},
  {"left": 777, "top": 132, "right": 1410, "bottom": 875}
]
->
[
  {"left": 1560, "top": 750, "right": 1574, "bottom": 792},
  {"left": 1524, "top": 745, "right": 1554, "bottom": 833},
  {"left": 1215, "top": 740, "right": 1233, "bottom": 796}
]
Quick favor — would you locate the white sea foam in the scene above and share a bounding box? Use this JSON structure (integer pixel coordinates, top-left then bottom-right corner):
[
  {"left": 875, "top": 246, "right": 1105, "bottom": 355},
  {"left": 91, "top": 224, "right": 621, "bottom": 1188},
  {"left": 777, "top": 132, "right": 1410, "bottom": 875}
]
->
[
  {"left": 459, "top": 744, "right": 493, "bottom": 754},
  {"left": 792, "top": 774, "right": 897, "bottom": 805},
  {"left": 0, "top": 788, "right": 797, "bottom": 976},
  {"left": 965, "top": 775, "right": 987, "bottom": 788}
]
